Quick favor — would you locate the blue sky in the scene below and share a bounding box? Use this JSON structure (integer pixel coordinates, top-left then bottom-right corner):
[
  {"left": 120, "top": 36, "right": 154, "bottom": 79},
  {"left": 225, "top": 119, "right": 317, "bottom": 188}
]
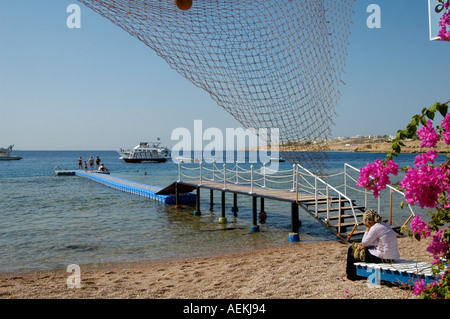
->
[{"left": 0, "top": 0, "right": 448, "bottom": 150}]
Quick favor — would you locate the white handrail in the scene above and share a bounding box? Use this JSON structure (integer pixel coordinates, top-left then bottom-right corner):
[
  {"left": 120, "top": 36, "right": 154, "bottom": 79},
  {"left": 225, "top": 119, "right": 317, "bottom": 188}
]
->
[{"left": 297, "top": 164, "right": 359, "bottom": 225}]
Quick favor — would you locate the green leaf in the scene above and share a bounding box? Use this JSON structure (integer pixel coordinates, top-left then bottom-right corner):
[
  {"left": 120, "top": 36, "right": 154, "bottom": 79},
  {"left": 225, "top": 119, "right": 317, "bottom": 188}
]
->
[
  {"left": 429, "top": 103, "right": 437, "bottom": 113},
  {"left": 437, "top": 103, "right": 449, "bottom": 117},
  {"left": 392, "top": 141, "right": 401, "bottom": 153},
  {"left": 421, "top": 116, "right": 427, "bottom": 126}
]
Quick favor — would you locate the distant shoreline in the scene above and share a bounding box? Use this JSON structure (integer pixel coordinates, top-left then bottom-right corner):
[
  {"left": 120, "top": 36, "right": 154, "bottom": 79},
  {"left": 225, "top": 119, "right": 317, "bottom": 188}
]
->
[{"left": 247, "top": 137, "right": 449, "bottom": 154}]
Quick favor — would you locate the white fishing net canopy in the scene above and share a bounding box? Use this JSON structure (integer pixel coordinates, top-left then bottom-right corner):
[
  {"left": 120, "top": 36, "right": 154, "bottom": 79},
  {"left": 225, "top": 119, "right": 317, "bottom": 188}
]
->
[{"left": 78, "top": 0, "right": 355, "bottom": 172}]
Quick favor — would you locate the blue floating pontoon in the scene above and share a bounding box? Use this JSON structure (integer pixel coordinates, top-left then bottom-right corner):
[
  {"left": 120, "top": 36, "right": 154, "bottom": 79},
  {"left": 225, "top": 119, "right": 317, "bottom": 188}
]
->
[{"left": 75, "top": 171, "right": 196, "bottom": 204}]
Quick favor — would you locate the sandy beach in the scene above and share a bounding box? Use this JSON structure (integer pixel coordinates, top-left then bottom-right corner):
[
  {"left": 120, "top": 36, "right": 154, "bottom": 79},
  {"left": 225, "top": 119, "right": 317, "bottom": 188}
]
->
[{"left": 0, "top": 236, "right": 434, "bottom": 300}]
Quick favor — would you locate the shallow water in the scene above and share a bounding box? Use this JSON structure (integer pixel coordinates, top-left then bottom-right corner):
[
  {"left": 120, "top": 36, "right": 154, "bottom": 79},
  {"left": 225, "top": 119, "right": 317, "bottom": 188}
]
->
[{"left": 0, "top": 150, "right": 424, "bottom": 273}]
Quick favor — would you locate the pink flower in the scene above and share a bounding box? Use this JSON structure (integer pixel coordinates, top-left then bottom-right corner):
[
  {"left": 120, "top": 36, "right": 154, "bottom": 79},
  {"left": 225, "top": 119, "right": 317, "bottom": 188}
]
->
[
  {"left": 417, "top": 120, "right": 440, "bottom": 148},
  {"left": 442, "top": 114, "right": 450, "bottom": 145},
  {"left": 410, "top": 216, "right": 431, "bottom": 239},
  {"left": 357, "top": 159, "right": 398, "bottom": 198},
  {"left": 412, "top": 279, "right": 426, "bottom": 296},
  {"left": 427, "top": 230, "right": 450, "bottom": 261},
  {"left": 414, "top": 149, "right": 438, "bottom": 167},
  {"left": 399, "top": 165, "right": 446, "bottom": 209}
]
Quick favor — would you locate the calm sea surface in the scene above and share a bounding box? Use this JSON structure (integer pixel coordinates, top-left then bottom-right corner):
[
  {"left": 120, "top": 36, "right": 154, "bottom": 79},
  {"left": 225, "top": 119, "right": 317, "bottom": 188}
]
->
[{"left": 0, "top": 150, "right": 425, "bottom": 273}]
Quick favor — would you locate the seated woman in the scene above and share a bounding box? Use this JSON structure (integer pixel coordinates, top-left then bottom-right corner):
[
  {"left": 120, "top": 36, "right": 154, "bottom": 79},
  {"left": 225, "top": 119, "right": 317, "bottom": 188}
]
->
[
  {"left": 345, "top": 209, "right": 400, "bottom": 281},
  {"left": 98, "top": 163, "right": 109, "bottom": 173}
]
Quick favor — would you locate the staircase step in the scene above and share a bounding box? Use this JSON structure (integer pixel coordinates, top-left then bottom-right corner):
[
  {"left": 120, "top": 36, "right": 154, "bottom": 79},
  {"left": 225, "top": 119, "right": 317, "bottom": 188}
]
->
[
  {"left": 322, "top": 212, "right": 364, "bottom": 220},
  {"left": 330, "top": 221, "right": 364, "bottom": 228},
  {"left": 303, "top": 198, "right": 356, "bottom": 206},
  {"left": 340, "top": 230, "right": 366, "bottom": 238},
  {"left": 314, "top": 206, "right": 365, "bottom": 213}
]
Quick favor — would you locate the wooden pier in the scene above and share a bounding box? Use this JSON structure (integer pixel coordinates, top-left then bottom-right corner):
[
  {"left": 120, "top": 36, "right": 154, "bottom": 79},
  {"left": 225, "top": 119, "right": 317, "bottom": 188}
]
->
[
  {"left": 165, "top": 162, "right": 416, "bottom": 243},
  {"left": 157, "top": 179, "right": 323, "bottom": 241}
]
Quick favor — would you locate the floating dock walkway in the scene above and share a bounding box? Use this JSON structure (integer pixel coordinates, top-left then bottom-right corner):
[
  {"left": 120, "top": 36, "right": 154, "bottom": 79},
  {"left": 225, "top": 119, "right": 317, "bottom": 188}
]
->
[{"left": 55, "top": 170, "right": 196, "bottom": 204}]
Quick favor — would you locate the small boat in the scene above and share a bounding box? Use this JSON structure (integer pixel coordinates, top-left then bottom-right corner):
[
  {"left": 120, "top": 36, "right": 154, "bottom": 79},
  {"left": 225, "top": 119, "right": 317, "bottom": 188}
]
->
[
  {"left": 118, "top": 141, "right": 171, "bottom": 163},
  {"left": 0, "top": 145, "right": 22, "bottom": 160},
  {"left": 269, "top": 156, "right": 286, "bottom": 162},
  {"left": 173, "top": 157, "right": 201, "bottom": 163}
]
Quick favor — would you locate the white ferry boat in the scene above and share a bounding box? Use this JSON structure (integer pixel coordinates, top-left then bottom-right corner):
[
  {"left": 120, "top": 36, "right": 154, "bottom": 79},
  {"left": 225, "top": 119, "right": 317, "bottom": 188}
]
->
[
  {"left": 118, "top": 142, "right": 171, "bottom": 163},
  {"left": 0, "top": 145, "right": 22, "bottom": 160}
]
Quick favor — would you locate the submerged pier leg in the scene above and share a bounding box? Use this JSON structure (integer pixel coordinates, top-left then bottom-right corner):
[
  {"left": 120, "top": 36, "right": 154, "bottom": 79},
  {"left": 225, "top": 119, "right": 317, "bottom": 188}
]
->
[
  {"left": 289, "top": 202, "right": 300, "bottom": 242},
  {"left": 231, "top": 192, "right": 238, "bottom": 215},
  {"left": 175, "top": 182, "right": 181, "bottom": 209},
  {"left": 219, "top": 191, "right": 227, "bottom": 224},
  {"left": 209, "top": 189, "right": 214, "bottom": 212},
  {"left": 193, "top": 186, "right": 201, "bottom": 216},
  {"left": 259, "top": 197, "right": 267, "bottom": 222},
  {"left": 251, "top": 196, "right": 260, "bottom": 232}
]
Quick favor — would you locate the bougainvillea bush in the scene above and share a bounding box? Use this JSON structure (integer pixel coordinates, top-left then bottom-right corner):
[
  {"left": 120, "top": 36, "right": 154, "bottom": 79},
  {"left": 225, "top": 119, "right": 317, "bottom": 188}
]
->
[{"left": 357, "top": 101, "right": 450, "bottom": 299}]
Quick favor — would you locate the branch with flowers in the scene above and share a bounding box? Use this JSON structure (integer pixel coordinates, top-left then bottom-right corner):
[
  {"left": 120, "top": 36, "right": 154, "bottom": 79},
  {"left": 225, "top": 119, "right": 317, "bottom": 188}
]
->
[
  {"left": 436, "top": 0, "right": 450, "bottom": 41},
  {"left": 356, "top": 99, "right": 450, "bottom": 298}
]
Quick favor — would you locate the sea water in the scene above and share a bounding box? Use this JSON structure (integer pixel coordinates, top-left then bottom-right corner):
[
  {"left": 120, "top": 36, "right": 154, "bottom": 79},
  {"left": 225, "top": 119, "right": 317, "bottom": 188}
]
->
[{"left": 0, "top": 150, "right": 424, "bottom": 273}]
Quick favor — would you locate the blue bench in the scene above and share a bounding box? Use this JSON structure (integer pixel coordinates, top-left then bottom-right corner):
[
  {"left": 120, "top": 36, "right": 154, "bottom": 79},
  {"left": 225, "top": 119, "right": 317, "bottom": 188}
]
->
[{"left": 354, "top": 259, "right": 438, "bottom": 287}]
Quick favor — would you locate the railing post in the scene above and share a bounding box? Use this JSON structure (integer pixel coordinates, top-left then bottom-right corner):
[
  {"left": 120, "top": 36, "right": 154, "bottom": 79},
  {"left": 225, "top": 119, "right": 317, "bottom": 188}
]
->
[
  {"left": 250, "top": 165, "right": 254, "bottom": 194},
  {"left": 378, "top": 193, "right": 381, "bottom": 214},
  {"left": 344, "top": 164, "right": 347, "bottom": 196},
  {"left": 389, "top": 190, "right": 393, "bottom": 225},
  {"left": 291, "top": 164, "right": 296, "bottom": 192},
  {"left": 199, "top": 162, "right": 203, "bottom": 185},
  {"left": 235, "top": 161, "right": 239, "bottom": 184},
  {"left": 178, "top": 162, "right": 181, "bottom": 182},
  {"left": 263, "top": 162, "right": 266, "bottom": 188},
  {"left": 326, "top": 185, "right": 330, "bottom": 226},
  {"left": 338, "top": 194, "right": 342, "bottom": 236},
  {"left": 295, "top": 165, "right": 299, "bottom": 203},
  {"left": 314, "top": 176, "right": 318, "bottom": 217},
  {"left": 212, "top": 160, "right": 216, "bottom": 181},
  {"left": 223, "top": 163, "right": 227, "bottom": 189},
  {"left": 365, "top": 189, "right": 368, "bottom": 210}
]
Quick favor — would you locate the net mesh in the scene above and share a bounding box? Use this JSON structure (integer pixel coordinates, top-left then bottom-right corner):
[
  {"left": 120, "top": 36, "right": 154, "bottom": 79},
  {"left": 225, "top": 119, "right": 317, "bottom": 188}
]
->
[{"left": 78, "top": 0, "right": 355, "bottom": 173}]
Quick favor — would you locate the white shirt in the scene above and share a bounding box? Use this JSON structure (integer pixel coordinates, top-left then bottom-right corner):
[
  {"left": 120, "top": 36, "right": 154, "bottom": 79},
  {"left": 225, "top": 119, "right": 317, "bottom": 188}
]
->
[{"left": 361, "top": 222, "right": 400, "bottom": 260}]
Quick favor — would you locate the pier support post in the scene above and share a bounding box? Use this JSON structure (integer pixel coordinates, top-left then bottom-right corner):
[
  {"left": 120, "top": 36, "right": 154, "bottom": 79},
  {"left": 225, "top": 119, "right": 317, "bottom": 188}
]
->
[
  {"left": 193, "top": 186, "right": 201, "bottom": 216},
  {"left": 175, "top": 182, "right": 181, "bottom": 209},
  {"left": 219, "top": 191, "right": 227, "bottom": 224},
  {"left": 251, "top": 196, "right": 260, "bottom": 232},
  {"left": 289, "top": 202, "right": 300, "bottom": 242},
  {"left": 259, "top": 197, "right": 267, "bottom": 222},
  {"left": 231, "top": 192, "right": 238, "bottom": 215},
  {"left": 209, "top": 189, "right": 214, "bottom": 212}
]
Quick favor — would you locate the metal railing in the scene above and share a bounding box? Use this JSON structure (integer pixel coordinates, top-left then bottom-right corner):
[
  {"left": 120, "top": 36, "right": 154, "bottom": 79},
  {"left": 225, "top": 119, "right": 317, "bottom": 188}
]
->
[
  {"left": 177, "top": 161, "right": 415, "bottom": 240},
  {"left": 178, "top": 161, "right": 359, "bottom": 236}
]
